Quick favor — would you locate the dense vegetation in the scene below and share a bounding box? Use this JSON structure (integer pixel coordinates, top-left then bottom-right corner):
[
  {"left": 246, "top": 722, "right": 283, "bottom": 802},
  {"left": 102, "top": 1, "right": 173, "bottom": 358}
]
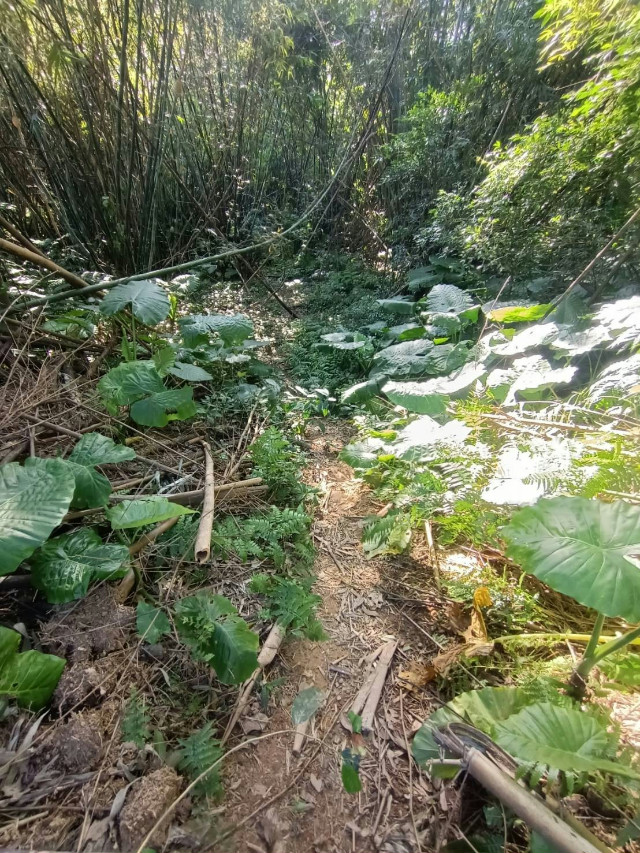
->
[{"left": 1, "top": 0, "right": 640, "bottom": 850}]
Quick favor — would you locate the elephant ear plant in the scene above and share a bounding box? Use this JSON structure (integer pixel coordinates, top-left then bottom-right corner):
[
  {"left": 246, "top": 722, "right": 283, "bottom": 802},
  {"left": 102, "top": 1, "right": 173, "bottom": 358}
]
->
[{"left": 503, "top": 496, "right": 640, "bottom": 699}]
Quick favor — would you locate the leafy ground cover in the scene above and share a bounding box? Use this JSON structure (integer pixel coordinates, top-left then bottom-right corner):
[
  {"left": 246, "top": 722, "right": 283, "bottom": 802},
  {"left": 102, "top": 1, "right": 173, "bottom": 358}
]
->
[{"left": 1, "top": 246, "right": 640, "bottom": 853}]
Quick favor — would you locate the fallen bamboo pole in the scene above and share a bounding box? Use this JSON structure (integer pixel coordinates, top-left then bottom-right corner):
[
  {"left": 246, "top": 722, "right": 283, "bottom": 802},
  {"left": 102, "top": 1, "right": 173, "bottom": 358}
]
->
[
  {"left": 0, "top": 237, "right": 89, "bottom": 290},
  {"left": 464, "top": 749, "right": 607, "bottom": 853},
  {"left": 361, "top": 639, "right": 397, "bottom": 734},
  {"left": 194, "top": 441, "right": 215, "bottom": 563},
  {"left": 110, "top": 478, "right": 264, "bottom": 505}
]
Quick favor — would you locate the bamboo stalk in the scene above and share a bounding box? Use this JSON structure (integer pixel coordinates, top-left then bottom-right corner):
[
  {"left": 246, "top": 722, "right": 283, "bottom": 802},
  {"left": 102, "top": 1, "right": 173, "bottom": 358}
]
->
[
  {"left": 360, "top": 639, "right": 397, "bottom": 734},
  {"left": 194, "top": 441, "right": 215, "bottom": 563},
  {"left": 0, "top": 237, "right": 88, "bottom": 290}
]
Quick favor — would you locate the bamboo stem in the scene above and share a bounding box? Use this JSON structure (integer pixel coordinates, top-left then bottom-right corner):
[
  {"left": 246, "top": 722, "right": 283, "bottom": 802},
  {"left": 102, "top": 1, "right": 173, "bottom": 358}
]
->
[
  {"left": 194, "top": 441, "right": 215, "bottom": 563},
  {"left": 0, "top": 237, "right": 88, "bottom": 290}
]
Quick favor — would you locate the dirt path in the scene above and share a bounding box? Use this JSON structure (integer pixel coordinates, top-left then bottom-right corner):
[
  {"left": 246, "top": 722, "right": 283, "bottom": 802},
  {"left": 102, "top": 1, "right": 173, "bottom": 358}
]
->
[{"left": 221, "top": 421, "right": 452, "bottom": 853}]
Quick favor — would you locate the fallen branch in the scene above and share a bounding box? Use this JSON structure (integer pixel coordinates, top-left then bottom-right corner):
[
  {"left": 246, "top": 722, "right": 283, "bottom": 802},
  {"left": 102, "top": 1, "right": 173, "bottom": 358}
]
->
[
  {"left": 21, "top": 414, "right": 182, "bottom": 476},
  {"left": 110, "top": 477, "right": 264, "bottom": 505},
  {"left": 194, "top": 441, "right": 215, "bottom": 563},
  {"left": 129, "top": 516, "right": 180, "bottom": 557},
  {"left": 63, "top": 481, "right": 266, "bottom": 522},
  {"left": 117, "top": 516, "right": 182, "bottom": 600},
  {"left": 0, "top": 237, "right": 89, "bottom": 290},
  {"left": 0, "top": 212, "right": 45, "bottom": 257},
  {"left": 438, "top": 735, "right": 607, "bottom": 853},
  {"left": 222, "top": 622, "right": 287, "bottom": 745},
  {"left": 361, "top": 639, "right": 397, "bottom": 734}
]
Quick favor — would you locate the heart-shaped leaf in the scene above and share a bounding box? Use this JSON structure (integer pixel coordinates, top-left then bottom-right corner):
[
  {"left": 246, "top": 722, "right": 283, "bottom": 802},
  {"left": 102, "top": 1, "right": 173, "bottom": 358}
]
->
[
  {"left": 291, "top": 686, "right": 325, "bottom": 724},
  {"left": 0, "top": 626, "right": 65, "bottom": 708},
  {"left": 136, "top": 601, "right": 171, "bottom": 643},
  {"left": 503, "top": 497, "right": 640, "bottom": 620},
  {"left": 107, "top": 497, "right": 194, "bottom": 529},
  {"left": 0, "top": 459, "right": 76, "bottom": 575},
  {"left": 30, "top": 528, "right": 129, "bottom": 603},
  {"left": 101, "top": 279, "right": 170, "bottom": 325}
]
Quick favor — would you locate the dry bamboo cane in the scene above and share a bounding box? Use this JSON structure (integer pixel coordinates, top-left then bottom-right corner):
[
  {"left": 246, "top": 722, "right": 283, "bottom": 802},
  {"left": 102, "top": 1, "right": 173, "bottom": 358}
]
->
[
  {"left": 361, "top": 639, "right": 397, "bottom": 733},
  {"left": 194, "top": 440, "right": 215, "bottom": 563},
  {"left": 0, "top": 237, "right": 89, "bottom": 290}
]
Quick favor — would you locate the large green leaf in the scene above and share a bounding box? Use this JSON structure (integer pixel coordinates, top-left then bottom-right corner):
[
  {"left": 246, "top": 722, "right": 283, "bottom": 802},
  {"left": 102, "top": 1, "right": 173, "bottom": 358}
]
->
[
  {"left": 168, "top": 361, "right": 213, "bottom": 381},
  {"left": 107, "top": 496, "right": 194, "bottom": 529},
  {"left": 341, "top": 377, "right": 384, "bottom": 405},
  {"left": 66, "top": 433, "right": 136, "bottom": 509},
  {"left": 413, "top": 686, "right": 534, "bottom": 769},
  {"left": 486, "top": 355, "right": 576, "bottom": 405},
  {"left": 69, "top": 432, "right": 136, "bottom": 466},
  {"left": 370, "top": 338, "right": 434, "bottom": 379},
  {"left": 383, "top": 361, "right": 486, "bottom": 415},
  {"left": 339, "top": 437, "right": 389, "bottom": 470},
  {"left": 424, "top": 284, "right": 474, "bottom": 316},
  {"left": 491, "top": 322, "right": 560, "bottom": 357},
  {"left": 494, "top": 702, "right": 632, "bottom": 778},
  {"left": 174, "top": 593, "right": 259, "bottom": 684},
  {"left": 136, "top": 601, "right": 171, "bottom": 643},
  {"left": 317, "top": 331, "right": 370, "bottom": 351},
  {"left": 0, "top": 459, "right": 76, "bottom": 576},
  {"left": 550, "top": 324, "right": 612, "bottom": 357},
  {"left": 30, "top": 528, "right": 129, "bottom": 603},
  {"left": 98, "top": 361, "right": 164, "bottom": 412},
  {"left": 481, "top": 437, "right": 589, "bottom": 507},
  {"left": 483, "top": 302, "right": 552, "bottom": 323},
  {"left": 179, "top": 313, "right": 254, "bottom": 347},
  {"left": 503, "top": 497, "right": 640, "bottom": 620},
  {"left": 372, "top": 340, "right": 471, "bottom": 381},
  {"left": 130, "top": 386, "right": 196, "bottom": 427},
  {"left": 595, "top": 296, "right": 640, "bottom": 350},
  {"left": 0, "top": 626, "right": 65, "bottom": 708},
  {"left": 376, "top": 297, "right": 416, "bottom": 317},
  {"left": 66, "top": 462, "right": 112, "bottom": 509},
  {"left": 393, "top": 416, "right": 472, "bottom": 460},
  {"left": 589, "top": 354, "right": 640, "bottom": 402},
  {"left": 100, "top": 279, "right": 170, "bottom": 325},
  {"left": 407, "top": 266, "right": 439, "bottom": 294}
]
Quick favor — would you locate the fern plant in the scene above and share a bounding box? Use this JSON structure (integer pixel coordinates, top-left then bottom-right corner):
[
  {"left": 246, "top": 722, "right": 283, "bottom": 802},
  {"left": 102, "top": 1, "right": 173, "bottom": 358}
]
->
[
  {"left": 121, "top": 689, "right": 151, "bottom": 747},
  {"left": 362, "top": 512, "right": 412, "bottom": 559},
  {"left": 249, "top": 427, "right": 309, "bottom": 504},
  {"left": 249, "top": 574, "right": 326, "bottom": 640},
  {"left": 177, "top": 722, "right": 224, "bottom": 796},
  {"left": 174, "top": 592, "right": 259, "bottom": 685},
  {"left": 211, "top": 507, "right": 315, "bottom": 573}
]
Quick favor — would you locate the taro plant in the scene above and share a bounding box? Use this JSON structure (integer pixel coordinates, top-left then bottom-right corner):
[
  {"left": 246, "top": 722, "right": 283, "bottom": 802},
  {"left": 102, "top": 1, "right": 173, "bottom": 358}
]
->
[
  {"left": 174, "top": 592, "right": 259, "bottom": 685},
  {"left": 413, "top": 685, "right": 640, "bottom": 789},
  {"left": 503, "top": 496, "right": 640, "bottom": 699}
]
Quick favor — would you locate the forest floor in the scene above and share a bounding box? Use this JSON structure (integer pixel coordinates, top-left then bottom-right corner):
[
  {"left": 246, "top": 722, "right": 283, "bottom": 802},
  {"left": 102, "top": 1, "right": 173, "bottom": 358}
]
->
[
  {"left": 222, "top": 418, "right": 452, "bottom": 853},
  {"left": 2, "top": 273, "right": 640, "bottom": 853}
]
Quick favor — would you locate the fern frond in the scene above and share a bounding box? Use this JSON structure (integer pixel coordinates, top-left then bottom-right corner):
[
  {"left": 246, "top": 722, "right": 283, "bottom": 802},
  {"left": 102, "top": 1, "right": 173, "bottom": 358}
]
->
[
  {"left": 177, "top": 722, "right": 223, "bottom": 796},
  {"left": 121, "top": 689, "right": 151, "bottom": 748}
]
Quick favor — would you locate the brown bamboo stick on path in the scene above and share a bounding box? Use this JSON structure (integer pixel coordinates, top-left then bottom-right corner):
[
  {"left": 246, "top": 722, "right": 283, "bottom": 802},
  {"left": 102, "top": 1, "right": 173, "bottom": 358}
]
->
[
  {"left": 0, "top": 237, "right": 89, "bottom": 290},
  {"left": 360, "top": 639, "right": 398, "bottom": 733},
  {"left": 194, "top": 441, "right": 215, "bottom": 563}
]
